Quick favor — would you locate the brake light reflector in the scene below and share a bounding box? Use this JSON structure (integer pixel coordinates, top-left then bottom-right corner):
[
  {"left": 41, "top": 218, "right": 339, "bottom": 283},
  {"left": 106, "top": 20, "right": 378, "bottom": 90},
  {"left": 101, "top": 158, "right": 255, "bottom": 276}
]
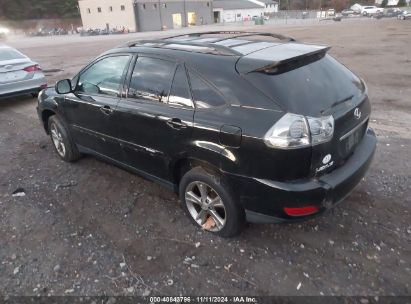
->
[
  {"left": 23, "top": 65, "right": 41, "bottom": 72},
  {"left": 284, "top": 206, "right": 319, "bottom": 217}
]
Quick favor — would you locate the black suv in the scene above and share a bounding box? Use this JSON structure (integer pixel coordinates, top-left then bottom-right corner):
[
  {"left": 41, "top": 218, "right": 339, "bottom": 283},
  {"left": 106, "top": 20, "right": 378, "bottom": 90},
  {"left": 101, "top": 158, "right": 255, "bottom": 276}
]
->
[{"left": 37, "top": 31, "right": 377, "bottom": 237}]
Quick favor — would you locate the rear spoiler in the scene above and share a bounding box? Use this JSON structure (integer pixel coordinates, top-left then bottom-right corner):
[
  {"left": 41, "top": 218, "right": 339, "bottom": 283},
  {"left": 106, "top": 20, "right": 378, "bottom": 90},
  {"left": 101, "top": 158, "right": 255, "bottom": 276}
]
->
[{"left": 236, "top": 43, "right": 331, "bottom": 74}]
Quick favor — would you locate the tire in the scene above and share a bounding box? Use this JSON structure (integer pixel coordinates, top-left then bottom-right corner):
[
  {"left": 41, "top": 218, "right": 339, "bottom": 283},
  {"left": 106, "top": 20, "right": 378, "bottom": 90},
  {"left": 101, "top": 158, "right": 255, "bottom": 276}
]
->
[
  {"left": 48, "top": 115, "right": 81, "bottom": 162},
  {"left": 179, "top": 167, "right": 245, "bottom": 237},
  {"left": 31, "top": 92, "right": 38, "bottom": 98}
]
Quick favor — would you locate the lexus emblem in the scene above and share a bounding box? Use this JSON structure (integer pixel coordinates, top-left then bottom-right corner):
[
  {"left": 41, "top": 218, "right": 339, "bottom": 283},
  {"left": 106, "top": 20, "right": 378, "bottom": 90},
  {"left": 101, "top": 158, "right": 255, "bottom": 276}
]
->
[
  {"left": 322, "top": 154, "right": 332, "bottom": 164},
  {"left": 354, "top": 108, "right": 362, "bottom": 120}
]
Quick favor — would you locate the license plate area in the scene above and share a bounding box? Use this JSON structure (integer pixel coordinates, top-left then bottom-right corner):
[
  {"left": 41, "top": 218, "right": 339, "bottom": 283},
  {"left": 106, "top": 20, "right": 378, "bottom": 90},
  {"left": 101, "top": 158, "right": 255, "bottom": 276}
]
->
[
  {"left": 341, "top": 121, "right": 368, "bottom": 157},
  {"left": 0, "top": 71, "right": 26, "bottom": 83}
]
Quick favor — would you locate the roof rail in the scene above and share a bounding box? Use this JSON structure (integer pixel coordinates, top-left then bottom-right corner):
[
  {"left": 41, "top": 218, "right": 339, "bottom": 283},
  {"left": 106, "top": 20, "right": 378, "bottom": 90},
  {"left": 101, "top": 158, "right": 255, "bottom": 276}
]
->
[
  {"left": 123, "top": 39, "right": 241, "bottom": 56},
  {"left": 122, "top": 31, "right": 295, "bottom": 56},
  {"left": 164, "top": 31, "right": 295, "bottom": 42}
]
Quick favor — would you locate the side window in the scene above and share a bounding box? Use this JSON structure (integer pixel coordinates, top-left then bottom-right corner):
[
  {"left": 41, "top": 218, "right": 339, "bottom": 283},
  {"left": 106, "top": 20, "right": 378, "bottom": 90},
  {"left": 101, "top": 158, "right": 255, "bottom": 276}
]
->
[
  {"left": 128, "top": 57, "right": 176, "bottom": 103},
  {"left": 189, "top": 72, "right": 226, "bottom": 109},
  {"left": 168, "top": 66, "right": 192, "bottom": 108},
  {"left": 77, "top": 56, "right": 130, "bottom": 97}
]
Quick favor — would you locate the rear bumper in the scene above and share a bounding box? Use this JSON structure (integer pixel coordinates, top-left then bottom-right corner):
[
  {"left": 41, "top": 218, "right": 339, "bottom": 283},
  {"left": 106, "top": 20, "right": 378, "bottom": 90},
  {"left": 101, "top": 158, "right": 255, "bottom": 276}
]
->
[
  {"left": 0, "top": 74, "right": 47, "bottom": 98},
  {"left": 227, "top": 129, "right": 377, "bottom": 223}
]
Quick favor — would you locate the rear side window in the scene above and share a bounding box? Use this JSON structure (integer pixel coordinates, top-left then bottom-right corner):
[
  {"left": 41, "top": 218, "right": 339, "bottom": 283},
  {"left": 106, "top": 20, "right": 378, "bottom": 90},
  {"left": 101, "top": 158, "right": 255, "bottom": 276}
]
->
[
  {"left": 128, "top": 57, "right": 176, "bottom": 103},
  {"left": 189, "top": 72, "right": 226, "bottom": 109},
  {"left": 77, "top": 55, "right": 130, "bottom": 97},
  {"left": 168, "top": 66, "right": 192, "bottom": 108},
  {"left": 0, "top": 48, "right": 25, "bottom": 61}
]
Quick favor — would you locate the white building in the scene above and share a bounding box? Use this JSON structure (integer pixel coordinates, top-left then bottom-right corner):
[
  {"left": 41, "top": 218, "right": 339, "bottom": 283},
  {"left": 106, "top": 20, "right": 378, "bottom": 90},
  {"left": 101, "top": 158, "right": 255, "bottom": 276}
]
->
[
  {"left": 78, "top": 0, "right": 138, "bottom": 31},
  {"left": 78, "top": 0, "right": 214, "bottom": 32},
  {"left": 213, "top": 0, "right": 278, "bottom": 23}
]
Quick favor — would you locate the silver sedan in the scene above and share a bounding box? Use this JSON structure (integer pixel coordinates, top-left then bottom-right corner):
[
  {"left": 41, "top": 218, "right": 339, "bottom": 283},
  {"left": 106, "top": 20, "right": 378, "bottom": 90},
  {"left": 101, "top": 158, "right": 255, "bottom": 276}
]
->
[{"left": 0, "top": 45, "right": 47, "bottom": 98}]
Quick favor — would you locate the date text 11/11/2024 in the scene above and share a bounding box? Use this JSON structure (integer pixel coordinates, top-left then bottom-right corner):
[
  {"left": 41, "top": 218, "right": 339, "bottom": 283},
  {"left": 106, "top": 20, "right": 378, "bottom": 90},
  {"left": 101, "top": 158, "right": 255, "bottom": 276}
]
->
[{"left": 149, "top": 296, "right": 258, "bottom": 303}]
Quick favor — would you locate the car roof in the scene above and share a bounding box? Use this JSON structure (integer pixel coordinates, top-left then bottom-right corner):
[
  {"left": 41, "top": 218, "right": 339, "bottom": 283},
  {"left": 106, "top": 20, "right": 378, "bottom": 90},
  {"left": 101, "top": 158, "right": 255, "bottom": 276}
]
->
[{"left": 111, "top": 31, "right": 330, "bottom": 74}]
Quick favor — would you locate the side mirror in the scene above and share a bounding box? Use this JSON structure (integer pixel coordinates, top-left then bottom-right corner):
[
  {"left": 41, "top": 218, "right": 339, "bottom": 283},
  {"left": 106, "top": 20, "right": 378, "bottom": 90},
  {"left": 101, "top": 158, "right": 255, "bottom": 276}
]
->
[{"left": 55, "top": 79, "right": 72, "bottom": 94}]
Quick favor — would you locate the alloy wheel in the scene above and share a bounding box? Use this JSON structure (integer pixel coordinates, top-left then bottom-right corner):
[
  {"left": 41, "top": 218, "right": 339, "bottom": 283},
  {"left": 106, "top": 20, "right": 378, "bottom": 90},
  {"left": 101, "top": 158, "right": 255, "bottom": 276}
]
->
[
  {"left": 185, "top": 181, "right": 227, "bottom": 232},
  {"left": 50, "top": 123, "right": 66, "bottom": 157}
]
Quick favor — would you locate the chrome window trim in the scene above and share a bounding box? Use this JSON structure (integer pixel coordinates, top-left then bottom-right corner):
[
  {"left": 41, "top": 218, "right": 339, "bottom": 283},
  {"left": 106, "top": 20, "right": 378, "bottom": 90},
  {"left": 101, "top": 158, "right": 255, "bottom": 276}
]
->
[{"left": 339, "top": 116, "right": 369, "bottom": 141}]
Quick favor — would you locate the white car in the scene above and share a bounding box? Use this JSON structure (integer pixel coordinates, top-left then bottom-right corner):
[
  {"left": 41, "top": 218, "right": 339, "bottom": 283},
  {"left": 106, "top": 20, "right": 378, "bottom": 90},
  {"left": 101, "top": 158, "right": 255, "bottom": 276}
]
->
[
  {"left": 0, "top": 45, "right": 47, "bottom": 98},
  {"left": 361, "top": 6, "right": 383, "bottom": 16},
  {"left": 398, "top": 10, "right": 411, "bottom": 20}
]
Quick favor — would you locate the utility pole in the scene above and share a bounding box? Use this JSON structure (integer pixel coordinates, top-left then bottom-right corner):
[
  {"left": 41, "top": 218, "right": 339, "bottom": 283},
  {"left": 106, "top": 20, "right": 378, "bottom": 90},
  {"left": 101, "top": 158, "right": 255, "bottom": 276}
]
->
[
  {"left": 183, "top": 0, "right": 187, "bottom": 27},
  {"left": 158, "top": 0, "right": 163, "bottom": 30},
  {"left": 286, "top": 0, "right": 290, "bottom": 23}
]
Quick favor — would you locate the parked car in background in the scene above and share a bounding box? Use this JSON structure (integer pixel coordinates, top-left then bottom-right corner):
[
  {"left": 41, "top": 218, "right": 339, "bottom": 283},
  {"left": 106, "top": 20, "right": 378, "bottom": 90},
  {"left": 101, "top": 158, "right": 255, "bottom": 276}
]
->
[
  {"left": 0, "top": 45, "right": 47, "bottom": 98},
  {"left": 26, "top": 28, "right": 68, "bottom": 37},
  {"left": 384, "top": 8, "right": 403, "bottom": 17},
  {"left": 80, "top": 28, "right": 127, "bottom": 37},
  {"left": 48, "top": 28, "right": 68, "bottom": 36},
  {"left": 327, "top": 9, "right": 336, "bottom": 16},
  {"left": 361, "top": 6, "right": 383, "bottom": 16},
  {"left": 398, "top": 10, "right": 411, "bottom": 20},
  {"left": 341, "top": 9, "right": 356, "bottom": 16},
  {"left": 333, "top": 13, "right": 343, "bottom": 21},
  {"left": 37, "top": 31, "right": 376, "bottom": 237}
]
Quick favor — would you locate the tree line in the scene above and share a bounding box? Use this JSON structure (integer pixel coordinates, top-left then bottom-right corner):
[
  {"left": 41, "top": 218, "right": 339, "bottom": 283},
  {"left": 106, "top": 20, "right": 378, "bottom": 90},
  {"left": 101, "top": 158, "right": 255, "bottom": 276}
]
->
[{"left": 0, "top": 0, "right": 79, "bottom": 20}]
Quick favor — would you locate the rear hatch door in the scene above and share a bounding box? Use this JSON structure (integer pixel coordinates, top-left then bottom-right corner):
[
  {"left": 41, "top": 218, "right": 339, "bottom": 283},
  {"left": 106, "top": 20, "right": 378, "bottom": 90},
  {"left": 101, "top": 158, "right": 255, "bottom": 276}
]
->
[{"left": 238, "top": 43, "right": 370, "bottom": 176}]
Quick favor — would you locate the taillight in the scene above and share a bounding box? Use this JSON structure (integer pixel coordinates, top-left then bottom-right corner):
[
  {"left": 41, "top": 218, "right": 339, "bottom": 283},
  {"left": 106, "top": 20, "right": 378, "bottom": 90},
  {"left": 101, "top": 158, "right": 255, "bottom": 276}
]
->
[
  {"left": 264, "top": 113, "right": 334, "bottom": 149},
  {"left": 23, "top": 65, "right": 41, "bottom": 72},
  {"left": 307, "top": 115, "right": 334, "bottom": 146},
  {"left": 264, "top": 113, "right": 310, "bottom": 149},
  {"left": 284, "top": 206, "right": 319, "bottom": 217}
]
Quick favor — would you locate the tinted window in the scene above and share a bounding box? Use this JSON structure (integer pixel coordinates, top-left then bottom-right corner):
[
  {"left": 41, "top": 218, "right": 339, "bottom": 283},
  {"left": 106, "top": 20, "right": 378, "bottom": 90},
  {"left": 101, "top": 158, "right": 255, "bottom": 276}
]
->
[
  {"left": 189, "top": 72, "right": 226, "bottom": 109},
  {"left": 128, "top": 57, "right": 176, "bottom": 103},
  {"left": 0, "top": 48, "right": 25, "bottom": 61},
  {"left": 77, "top": 56, "right": 129, "bottom": 97},
  {"left": 168, "top": 66, "right": 192, "bottom": 108},
  {"left": 244, "top": 55, "right": 364, "bottom": 116}
]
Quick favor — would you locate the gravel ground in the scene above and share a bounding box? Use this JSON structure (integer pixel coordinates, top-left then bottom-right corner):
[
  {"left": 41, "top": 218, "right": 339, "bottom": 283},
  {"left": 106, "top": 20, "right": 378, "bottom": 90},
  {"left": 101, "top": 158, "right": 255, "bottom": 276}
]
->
[{"left": 0, "top": 18, "right": 410, "bottom": 296}]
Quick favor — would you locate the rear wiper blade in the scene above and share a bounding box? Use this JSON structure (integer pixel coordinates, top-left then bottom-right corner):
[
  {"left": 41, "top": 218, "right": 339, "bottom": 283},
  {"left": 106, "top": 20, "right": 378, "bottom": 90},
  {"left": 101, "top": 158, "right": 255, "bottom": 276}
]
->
[{"left": 329, "top": 94, "right": 354, "bottom": 109}]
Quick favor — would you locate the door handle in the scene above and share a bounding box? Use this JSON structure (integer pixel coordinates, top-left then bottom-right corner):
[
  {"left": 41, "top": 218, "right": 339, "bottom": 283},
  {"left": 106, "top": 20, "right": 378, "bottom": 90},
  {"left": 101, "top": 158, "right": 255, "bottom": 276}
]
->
[
  {"left": 167, "top": 118, "right": 187, "bottom": 129},
  {"left": 100, "top": 105, "right": 113, "bottom": 115}
]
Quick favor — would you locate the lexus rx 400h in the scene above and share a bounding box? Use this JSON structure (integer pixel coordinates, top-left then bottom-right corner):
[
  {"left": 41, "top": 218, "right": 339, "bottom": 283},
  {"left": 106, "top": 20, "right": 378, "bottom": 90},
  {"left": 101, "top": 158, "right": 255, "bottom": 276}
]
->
[{"left": 37, "top": 32, "right": 377, "bottom": 237}]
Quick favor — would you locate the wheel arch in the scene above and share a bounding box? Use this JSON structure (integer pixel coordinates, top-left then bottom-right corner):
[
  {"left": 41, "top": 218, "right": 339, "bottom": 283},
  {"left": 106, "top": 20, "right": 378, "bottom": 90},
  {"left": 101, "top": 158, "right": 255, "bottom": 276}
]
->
[
  {"left": 171, "top": 157, "right": 222, "bottom": 192},
  {"left": 41, "top": 109, "right": 56, "bottom": 134}
]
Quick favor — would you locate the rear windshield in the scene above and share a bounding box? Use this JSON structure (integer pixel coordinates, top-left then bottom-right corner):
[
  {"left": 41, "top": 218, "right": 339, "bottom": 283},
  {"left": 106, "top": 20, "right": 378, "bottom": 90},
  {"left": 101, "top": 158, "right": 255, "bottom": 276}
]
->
[
  {"left": 245, "top": 55, "right": 364, "bottom": 116},
  {"left": 0, "top": 48, "right": 25, "bottom": 61}
]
